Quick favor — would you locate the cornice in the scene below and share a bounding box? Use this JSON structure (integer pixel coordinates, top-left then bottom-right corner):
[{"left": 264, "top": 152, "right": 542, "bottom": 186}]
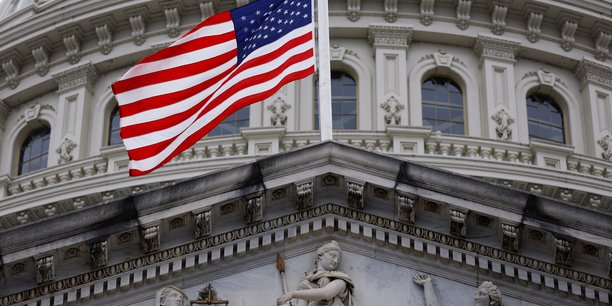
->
[
  {"left": 575, "top": 57, "right": 612, "bottom": 89},
  {"left": 51, "top": 61, "right": 99, "bottom": 94},
  {"left": 367, "top": 24, "right": 413, "bottom": 48}
]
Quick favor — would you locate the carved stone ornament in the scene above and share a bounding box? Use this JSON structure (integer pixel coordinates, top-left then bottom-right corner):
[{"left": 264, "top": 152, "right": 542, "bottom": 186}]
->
[
  {"left": 347, "top": 0, "right": 361, "bottom": 22},
  {"left": 526, "top": 12, "right": 543, "bottom": 43},
  {"left": 560, "top": 20, "right": 578, "bottom": 52},
  {"left": 380, "top": 95, "right": 404, "bottom": 126},
  {"left": 129, "top": 15, "right": 146, "bottom": 46},
  {"left": 456, "top": 0, "right": 471, "bottom": 30},
  {"left": 56, "top": 138, "right": 77, "bottom": 164},
  {"left": 25, "top": 104, "right": 42, "bottom": 122},
  {"left": 195, "top": 283, "right": 229, "bottom": 305},
  {"left": 31, "top": 45, "right": 50, "bottom": 76},
  {"left": 449, "top": 209, "right": 467, "bottom": 237},
  {"left": 36, "top": 256, "right": 54, "bottom": 284},
  {"left": 501, "top": 223, "right": 519, "bottom": 253},
  {"left": 296, "top": 181, "right": 313, "bottom": 210},
  {"left": 574, "top": 58, "right": 612, "bottom": 89},
  {"left": 245, "top": 195, "right": 263, "bottom": 224},
  {"left": 491, "top": 109, "right": 515, "bottom": 141},
  {"left": 89, "top": 240, "right": 108, "bottom": 269},
  {"left": 155, "top": 285, "right": 189, "bottom": 306},
  {"left": 490, "top": 5, "right": 508, "bottom": 35},
  {"left": 475, "top": 281, "right": 502, "bottom": 306},
  {"left": 95, "top": 24, "right": 113, "bottom": 55},
  {"left": 384, "top": 0, "right": 397, "bottom": 23},
  {"left": 200, "top": 0, "right": 215, "bottom": 20},
  {"left": 165, "top": 7, "right": 181, "bottom": 38},
  {"left": 142, "top": 225, "right": 160, "bottom": 254},
  {"left": 597, "top": 134, "right": 612, "bottom": 160},
  {"left": 420, "top": 0, "right": 434, "bottom": 26},
  {"left": 194, "top": 209, "right": 212, "bottom": 238},
  {"left": 396, "top": 194, "right": 416, "bottom": 223},
  {"left": 368, "top": 24, "right": 413, "bottom": 48},
  {"left": 595, "top": 32, "right": 612, "bottom": 62},
  {"left": 267, "top": 97, "right": 291, "bottom": 126},
  {"left": 555, "top": 238, "right": 573, "bottom": 267},
  {"left": 2, "top": 56, "right": 21, "bottom": 89},
  {"left": 473, "top": 35, "right": 521, "bottom": 62},
  {"left": 62, "top": 32, "right": 81, "bottom": 65},
  {"left": 347, "top": 181, "right": 364, "bottom": 210}
]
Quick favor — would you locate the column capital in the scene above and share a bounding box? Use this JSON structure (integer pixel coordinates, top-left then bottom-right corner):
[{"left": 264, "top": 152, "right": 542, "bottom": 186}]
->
[
  {"left": 473, "top": 34, "right": 521, "bottom": 63},
  {"left": 368, "top": 24, "right": 413, "bottom": 49},
  {"left": 574, "top": 58, "right": 612, "bottom": 90},
  {"left": 52, "top": 61, "right": 98, "bottom": 94}
]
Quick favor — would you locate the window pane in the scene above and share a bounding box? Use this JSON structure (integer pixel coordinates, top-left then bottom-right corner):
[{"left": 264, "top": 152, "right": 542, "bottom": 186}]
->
[
  {"left": 19, "top": 128, "right": 51, "bottom": 175},
  {"left": 108, "top": 105, "right": 123, "bottom": 146},
  {"left": 314, "top": 71, "right": 357, "bottom": 130},
  {"left": 526, "top": 94, "right": 565, "bottom": 143},
  {"left": 421, "top": 77, "right": 464, "bottom": 135},
  {"left": 209, "top": 106, "right": 250, "bottom": 136}
]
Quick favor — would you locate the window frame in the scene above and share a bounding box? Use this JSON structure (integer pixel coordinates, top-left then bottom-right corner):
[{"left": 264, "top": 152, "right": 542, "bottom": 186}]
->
[
  {"left": 313, "top": 70, "right": 358, "bottom": 130},
  {"left": 421, "top": 76, "right": 466, "bottom": 135},
  {"left": 17, "top": 127, "right": 51, "bottom": 176}
]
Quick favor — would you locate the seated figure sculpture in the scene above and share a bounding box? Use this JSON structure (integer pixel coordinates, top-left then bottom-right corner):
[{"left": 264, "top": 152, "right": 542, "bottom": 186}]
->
[{"left": 277, "top": 240, "right": 355, "bottom": 306}]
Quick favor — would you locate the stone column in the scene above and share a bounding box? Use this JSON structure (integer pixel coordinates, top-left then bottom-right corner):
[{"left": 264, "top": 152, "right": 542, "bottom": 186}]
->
[
  {"left": 51, "top": 62, "right": 98, "bottom": 165},
  {"left": 368, "top": 24, "right": 412, "bottom": 130},
  {"left": 473, "top": 35, "right": 521, "bottom": 141},
  {"left": 0, "top": 99, "right": 10, "bottom": 173},
  {"left": 574, "top": 59, "right": 612, "bottom": 160}
]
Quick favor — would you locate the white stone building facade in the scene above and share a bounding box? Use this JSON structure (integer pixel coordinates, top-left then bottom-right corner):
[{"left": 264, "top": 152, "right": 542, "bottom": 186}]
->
[{"left": 0, "top": 0, "right": 610, "bottom": 305}]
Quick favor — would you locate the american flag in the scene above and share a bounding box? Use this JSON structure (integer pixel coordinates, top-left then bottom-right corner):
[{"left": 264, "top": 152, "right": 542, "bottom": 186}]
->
[{"left": 112, "top": 0, "right": 315, "bottom": 176}]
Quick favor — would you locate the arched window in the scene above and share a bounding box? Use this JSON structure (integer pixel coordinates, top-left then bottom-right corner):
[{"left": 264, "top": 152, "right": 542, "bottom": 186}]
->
[
  {"left": 314, "top": 71, "right": 357, "bottom": 130},
  {"left": 422, "top": 77, "right": 464, "bottom": 135},
  {"left": 108, "top": 105, "right": 122, "bottom": 146},
  {"left": 526, "top": 93, "right": 565, "bottom": 143},
  {"left": 18, "top": 128, "right": 51, "bottom": 175},
  {"left": 208, "top": 106, "right": 250, "bottom": 136}
]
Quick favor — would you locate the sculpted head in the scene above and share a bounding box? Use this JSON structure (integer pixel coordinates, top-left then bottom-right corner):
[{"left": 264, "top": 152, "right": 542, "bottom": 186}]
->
[
  {"left": 316, "top": 240, "right": 342, "bottom": 272},
  {"left": 156, "top": 285, "right": 188, "bottom": 306},
  {"left": 474, "top": 281, "right": 502, "bottom": 306}
]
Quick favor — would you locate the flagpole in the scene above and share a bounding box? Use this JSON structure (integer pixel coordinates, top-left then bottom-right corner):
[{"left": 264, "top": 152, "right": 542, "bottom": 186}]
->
[{"left": 316, "top": 0, "right": 333, "bottom": 141}]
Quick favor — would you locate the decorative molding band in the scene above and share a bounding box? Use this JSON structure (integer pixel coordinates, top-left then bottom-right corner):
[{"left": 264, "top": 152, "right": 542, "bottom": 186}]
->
[
  {"left": 52, "top": 62, "right": 99, "bottom": 94},
  {"left": 575, "top": 58, "right": 612, "bottom": 89},
  {"left": 368, "top": 24, "right": 413, "bottom": 48},
  {"left": 3, "top": 204, "right": 610, "bottom": 305},
  {"left": 473, "top": 34, "right": 521, "bottom": 62}
]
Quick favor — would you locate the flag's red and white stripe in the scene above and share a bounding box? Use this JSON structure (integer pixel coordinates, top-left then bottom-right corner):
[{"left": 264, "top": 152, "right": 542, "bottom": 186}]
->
[{"left": 112, "top": 11, "right": 314, "bottom": 176}]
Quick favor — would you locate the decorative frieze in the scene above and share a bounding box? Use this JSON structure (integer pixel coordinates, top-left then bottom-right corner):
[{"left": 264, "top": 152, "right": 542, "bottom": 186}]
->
[
  {"left": 381, "top": 95, "right": 404, "bottom": 126},
  {"left": 420, "top": 0, "right": 435, "bottom": 26},
  {"left": 194, "top": 209, "right": 212, "bottom": 238},
  {"left": 52, "top": 62, "right": 98, "bottom": 94},
  {"left": 456, "top": 0, "right": 471, "bottom": 30},
  {"left": 594, "top": 32, "right": 612, "bottom": 62},
  {"left": 368, "top": 25, "right": 413, "bottom": 48},
  {"left": 296, "top": 181, "right": 314, "bottom": 210},
  {"left": 491, "top": 109, "right": 514, "bottom": 141},
  {"left": 501, "top": 223, "right": 519, "bottom": 253},
  {"left": 245, "top": 195, "right": 263, "bottom": 224},
  {"left": 598, "top": 135, "right": 612, "bottom": 160},
  {"left": 574, "top": 58, "right": 612, "bottom": 89},
  {"left": 90, "top": 240, "right": 108, "bottom": 269},
  {"left": 491, "top": 4, "right": 508, "bottom": 35},
  {"left": 555, "top": 238, "right": 573, "bottom": 267},
  {"left": 347, "top": 0, "right": 361, "bottom": 22},
  {"left": 35, "top": 255, "right": 54, "bottom": 284},
  {"left": 449, "top": 208, "right": 467, "bottom": 237},
  {"left": 473, "top": 34, "right": 521, "bottom": 62},
  {"left": 267, "top": 97, "right": 291, "bottom": 126},
  {"left": 384, "top": 0, "right": 397, "bottom": 23},
  {"left": 200, "top": 0, "right": 215, "bottom": 20},
  {"left": 56, "top": 138, "right": 77, "bottom": 164},
  {"left": 396, "top": 194, "right": 416, "bottom": 223},
  {"left": 142, "top": 225, "right": 160, "bottom": 254},
  {"left": 2, "top": 55, "right": 21, "bottom": 89}
]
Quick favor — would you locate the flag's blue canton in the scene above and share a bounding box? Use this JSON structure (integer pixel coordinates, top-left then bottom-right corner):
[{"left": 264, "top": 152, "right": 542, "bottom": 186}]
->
[{"left": 230, "top": 0, "right": 312, "bottom": 64}]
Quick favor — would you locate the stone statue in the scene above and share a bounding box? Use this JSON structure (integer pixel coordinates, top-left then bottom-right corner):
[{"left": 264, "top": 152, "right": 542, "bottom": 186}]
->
[
  {"left": 474, "top": 281, "right": 502, "bottom": 306},
  {"left": 491, "top": 109, "right": 514, "bottom": 141},
  {"left": 277, "top": 240, "right": 355, "bottom": 306},
  {"left": 413, "top": 274, "right": 442, "bottom": 306},
  {"left": 156, "top": 285, "right": 189, "bottom": 306}
]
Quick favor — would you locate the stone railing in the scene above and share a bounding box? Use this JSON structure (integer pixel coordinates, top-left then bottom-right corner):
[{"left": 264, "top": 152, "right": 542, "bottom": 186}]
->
[{"left": 1, "top": 128, "right": 611, "bottom": 209}]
